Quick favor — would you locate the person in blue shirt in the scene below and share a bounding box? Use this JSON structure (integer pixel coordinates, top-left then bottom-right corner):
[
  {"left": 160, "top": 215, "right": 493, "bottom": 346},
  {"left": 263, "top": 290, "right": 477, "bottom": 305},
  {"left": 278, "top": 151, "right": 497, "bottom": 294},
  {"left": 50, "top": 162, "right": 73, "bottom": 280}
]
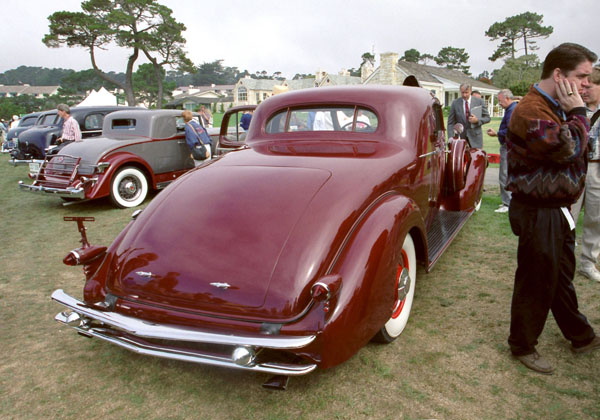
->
[
  {"left": 182, "top": 110, "right": 210, "bottom": 165},
  {"left": 240, "top": 110, "right": 253, "bottom": 131},
  {"left": 487, "top": 89, "right": 517, "bottom": 213}
]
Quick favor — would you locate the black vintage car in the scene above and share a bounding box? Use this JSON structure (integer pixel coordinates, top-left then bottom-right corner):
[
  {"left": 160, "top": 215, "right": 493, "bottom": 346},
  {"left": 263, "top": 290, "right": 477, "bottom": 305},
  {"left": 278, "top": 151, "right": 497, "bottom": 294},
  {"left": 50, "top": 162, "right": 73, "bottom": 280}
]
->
[
  {"left": 10, "top": 106, "right": 141, "bottom": 164},
  {"left": 1, "top": 112, "right": 42, "bottom": 153}
]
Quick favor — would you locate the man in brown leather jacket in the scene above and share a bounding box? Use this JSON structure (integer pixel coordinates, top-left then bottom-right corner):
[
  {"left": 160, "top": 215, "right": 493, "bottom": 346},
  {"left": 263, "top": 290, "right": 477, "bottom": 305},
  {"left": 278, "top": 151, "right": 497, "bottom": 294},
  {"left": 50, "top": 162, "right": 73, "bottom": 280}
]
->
[{"left": 506, "top": 43, "right": 600, "bottom": 374}]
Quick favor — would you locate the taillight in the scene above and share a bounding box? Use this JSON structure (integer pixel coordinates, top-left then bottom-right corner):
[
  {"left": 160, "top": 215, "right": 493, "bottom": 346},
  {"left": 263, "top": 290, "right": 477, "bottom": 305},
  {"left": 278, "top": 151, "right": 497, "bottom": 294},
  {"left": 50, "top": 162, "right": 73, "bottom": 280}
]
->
[{"left": 310, "top": 275, "right": 342, "bottom": 314}]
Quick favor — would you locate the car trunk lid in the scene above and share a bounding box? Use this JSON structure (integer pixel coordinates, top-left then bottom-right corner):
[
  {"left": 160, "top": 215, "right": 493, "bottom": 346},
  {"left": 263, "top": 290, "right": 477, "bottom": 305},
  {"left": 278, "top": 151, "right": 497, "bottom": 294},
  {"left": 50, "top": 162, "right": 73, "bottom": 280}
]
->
[{"left": 107, "top": 165, "right": 331, "bottom": 319}]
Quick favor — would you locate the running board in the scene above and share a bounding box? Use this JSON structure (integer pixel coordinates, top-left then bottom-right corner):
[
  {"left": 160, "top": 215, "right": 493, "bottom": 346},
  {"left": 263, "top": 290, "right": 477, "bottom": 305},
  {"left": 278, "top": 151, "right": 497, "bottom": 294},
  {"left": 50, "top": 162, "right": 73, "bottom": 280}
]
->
[{"left": 426, "top": 209, "right": 472, "bottom": 271}]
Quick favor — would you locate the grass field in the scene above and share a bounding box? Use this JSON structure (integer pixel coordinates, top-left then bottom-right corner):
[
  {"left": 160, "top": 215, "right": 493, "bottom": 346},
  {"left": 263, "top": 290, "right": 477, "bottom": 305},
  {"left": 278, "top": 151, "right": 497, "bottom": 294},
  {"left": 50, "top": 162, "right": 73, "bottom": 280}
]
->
[
  {"left": 483, "top": 117, "right": 501, "bottom": 155},
  {"left": 1, "top": 152, "right": 599, "bottom": 420}
]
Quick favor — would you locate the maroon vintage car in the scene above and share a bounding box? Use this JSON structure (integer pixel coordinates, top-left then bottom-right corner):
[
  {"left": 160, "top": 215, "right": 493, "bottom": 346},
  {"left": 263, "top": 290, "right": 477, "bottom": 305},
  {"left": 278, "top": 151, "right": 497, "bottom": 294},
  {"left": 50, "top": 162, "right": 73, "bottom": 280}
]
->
[{"left": 51, "top": 85, "right": 486, "bottom": 389}]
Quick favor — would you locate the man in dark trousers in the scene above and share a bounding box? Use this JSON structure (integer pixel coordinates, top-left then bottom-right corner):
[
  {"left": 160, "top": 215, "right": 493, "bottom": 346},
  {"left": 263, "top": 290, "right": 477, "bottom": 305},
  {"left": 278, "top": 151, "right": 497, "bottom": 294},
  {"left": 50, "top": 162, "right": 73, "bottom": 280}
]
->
[
  {"left": 487, "top": 89, "right": 517, "bottom": 213},
  {"left": 506, "top": 43, "right": 600, "bottom": 374}
]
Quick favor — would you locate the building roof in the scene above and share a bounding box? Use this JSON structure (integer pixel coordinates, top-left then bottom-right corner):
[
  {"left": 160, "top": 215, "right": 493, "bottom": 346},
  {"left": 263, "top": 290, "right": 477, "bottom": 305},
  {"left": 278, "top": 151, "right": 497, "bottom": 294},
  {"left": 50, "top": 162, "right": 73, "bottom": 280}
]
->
[
  {"left": 364, "top": 59, "right": 498, "bottom": 92},
  {"left": 166, "top": 95, "right": 233, "bottom": 107},
  {"left": 0, "top": 85, "right": 59, "bottom": 95},
  {"left": 285, "top": 78, "right": 318, "bottom": 90},
  {"left": 237, "top": 78, "right": 281, "bottom": 91},
  {"left": 318, "top": 74, "right": 362, "bottom": 86},
  {"left": 174, "top": 85, "right": 234, "bottom": 95},
  {"left": 397, "top": 61, "right": 498, "bottom": 91}
]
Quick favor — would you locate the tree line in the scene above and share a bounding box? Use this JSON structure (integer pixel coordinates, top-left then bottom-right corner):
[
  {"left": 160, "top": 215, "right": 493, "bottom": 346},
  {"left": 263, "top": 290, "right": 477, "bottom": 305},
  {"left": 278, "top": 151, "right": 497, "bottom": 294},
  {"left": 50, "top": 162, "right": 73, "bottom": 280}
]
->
[{"left": 1, "top": 4, "right": 553, "bottom": 119}]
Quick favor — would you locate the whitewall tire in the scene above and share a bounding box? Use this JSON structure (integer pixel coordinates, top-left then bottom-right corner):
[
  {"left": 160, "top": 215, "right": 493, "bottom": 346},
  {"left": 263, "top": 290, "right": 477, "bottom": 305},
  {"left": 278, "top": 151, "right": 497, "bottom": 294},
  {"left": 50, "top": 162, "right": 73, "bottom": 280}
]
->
[
  {"left": 110, "top": 166, "right": 149, "bottom": 208},
  {"left": 373, "top": 233, "right": 417, "bottom": 343}
]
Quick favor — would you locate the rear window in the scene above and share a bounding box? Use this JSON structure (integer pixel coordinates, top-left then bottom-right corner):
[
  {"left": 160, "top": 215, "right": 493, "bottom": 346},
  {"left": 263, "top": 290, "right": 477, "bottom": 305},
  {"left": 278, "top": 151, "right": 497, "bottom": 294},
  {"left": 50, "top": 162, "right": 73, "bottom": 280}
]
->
[
  {"left": 112, "top": 119, "right": 136, "bottom": 129},
  {"left": 266, "top": 106, "right": 378, "bottom": 134},
  {"left": 83, "top": 113, "right": 104, "bottom": 130}
]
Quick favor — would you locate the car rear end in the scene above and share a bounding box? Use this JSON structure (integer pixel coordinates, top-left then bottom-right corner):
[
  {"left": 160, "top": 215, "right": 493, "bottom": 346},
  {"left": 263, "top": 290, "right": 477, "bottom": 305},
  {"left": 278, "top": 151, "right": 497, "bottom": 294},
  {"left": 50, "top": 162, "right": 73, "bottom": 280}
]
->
[{"left": 18, "top": 154, "right": 96, "bottom": 199}]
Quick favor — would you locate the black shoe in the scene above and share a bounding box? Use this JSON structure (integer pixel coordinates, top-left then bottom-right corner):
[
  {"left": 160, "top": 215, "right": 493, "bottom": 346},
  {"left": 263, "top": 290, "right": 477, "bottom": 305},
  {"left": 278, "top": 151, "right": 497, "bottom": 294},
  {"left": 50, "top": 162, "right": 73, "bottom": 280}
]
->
[
  {"left": 515, "top": 351, "right": 554, "bottom": 374},
  {"left": 571, "top": 336, "right": 600, "bottom": 354}
]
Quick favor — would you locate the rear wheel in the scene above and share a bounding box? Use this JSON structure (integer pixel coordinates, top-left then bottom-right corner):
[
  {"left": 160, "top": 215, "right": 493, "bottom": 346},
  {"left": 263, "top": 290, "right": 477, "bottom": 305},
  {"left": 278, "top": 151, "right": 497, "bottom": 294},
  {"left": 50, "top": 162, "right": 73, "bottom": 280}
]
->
[
  {"left": 110, "top": 166, "right": 148, "bottom": 208},
  {"left": 373, "top": 234, "right": 417, "bottom": 343}
]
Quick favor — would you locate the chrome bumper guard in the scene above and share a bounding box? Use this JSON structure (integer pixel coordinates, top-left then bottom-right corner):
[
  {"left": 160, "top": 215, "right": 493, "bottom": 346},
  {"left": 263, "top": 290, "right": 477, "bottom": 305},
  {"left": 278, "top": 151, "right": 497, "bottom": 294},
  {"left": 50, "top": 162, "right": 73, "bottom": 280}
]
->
[
  {"left": 18, "top": 181, "right": 85, "bottom": 198},
  {"left": 10, "top": 158, "right": 43, "bottom": 166},
  {"left": 51, "top": 289, "right": 317, "bottom": 375}
]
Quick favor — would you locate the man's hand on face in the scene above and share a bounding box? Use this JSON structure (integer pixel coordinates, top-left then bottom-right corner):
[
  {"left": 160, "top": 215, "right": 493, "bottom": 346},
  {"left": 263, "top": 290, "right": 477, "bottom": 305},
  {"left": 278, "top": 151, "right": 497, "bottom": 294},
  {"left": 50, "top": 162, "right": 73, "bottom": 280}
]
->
[{"left": 556, "top": 78, "right": 585, "bottom": 112}]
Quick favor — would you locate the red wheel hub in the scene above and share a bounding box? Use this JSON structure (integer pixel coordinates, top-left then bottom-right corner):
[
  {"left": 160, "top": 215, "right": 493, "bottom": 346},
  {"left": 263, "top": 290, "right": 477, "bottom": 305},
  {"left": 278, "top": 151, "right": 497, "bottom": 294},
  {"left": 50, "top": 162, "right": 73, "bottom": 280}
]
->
[{"left": 392, "top": 249, "right": 410, "bottom": 319}]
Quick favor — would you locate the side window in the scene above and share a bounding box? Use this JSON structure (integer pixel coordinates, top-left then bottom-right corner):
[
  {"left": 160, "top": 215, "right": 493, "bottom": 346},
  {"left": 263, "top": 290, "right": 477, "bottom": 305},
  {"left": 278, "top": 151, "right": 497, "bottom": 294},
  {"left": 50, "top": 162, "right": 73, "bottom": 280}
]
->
[
  {"left": 266, "top": 110, "right": 288, "bottom": 133},
  {"left": 41, "top": 114, "right": 59, "bottom": 125},
  {"left": 112, "top": 119, "right": 136, "bottom": 129},
  {"left": 83, "top": 113, "right": 104, "bottom": 130},
  {"left": 175, "top": 116, "right": 186, "bottom": 132},
  {"left": 20, "top": 116, "right": 37, "bottom": 127},
  {"left": 223, "top": 110, "right": 249, "bottom": 142}
]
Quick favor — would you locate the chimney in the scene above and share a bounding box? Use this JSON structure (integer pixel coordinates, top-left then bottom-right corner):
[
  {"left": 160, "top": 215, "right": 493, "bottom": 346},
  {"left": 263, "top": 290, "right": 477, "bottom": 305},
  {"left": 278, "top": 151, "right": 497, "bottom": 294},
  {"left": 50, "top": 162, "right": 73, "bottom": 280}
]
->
[
  {"left": 315, "top": 69, "right": 326, "bottom": 84},
  {"left": 379, "top": 52, "right": 399, "bottom": 85},
  {"left": 360, "top": 60, "right": 374, "bottom": 83}
]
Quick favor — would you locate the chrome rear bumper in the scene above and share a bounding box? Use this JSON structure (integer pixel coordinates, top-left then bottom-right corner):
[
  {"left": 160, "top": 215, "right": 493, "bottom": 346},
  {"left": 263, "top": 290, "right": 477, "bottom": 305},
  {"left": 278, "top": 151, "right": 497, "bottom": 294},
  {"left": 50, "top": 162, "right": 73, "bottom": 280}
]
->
[
  {"left": 18, "top": 181, "right": 85, "bottom": 198},
  {"left": 51, "top": 289, "right": 317, "bottom": 375}
]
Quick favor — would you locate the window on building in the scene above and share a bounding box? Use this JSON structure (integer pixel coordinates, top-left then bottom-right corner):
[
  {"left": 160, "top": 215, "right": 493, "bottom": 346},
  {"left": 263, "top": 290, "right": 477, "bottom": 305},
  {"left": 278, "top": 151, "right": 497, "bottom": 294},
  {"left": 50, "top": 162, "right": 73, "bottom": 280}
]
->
[{"left": 238, "top": 87, "right": 247, "bottom": 101}]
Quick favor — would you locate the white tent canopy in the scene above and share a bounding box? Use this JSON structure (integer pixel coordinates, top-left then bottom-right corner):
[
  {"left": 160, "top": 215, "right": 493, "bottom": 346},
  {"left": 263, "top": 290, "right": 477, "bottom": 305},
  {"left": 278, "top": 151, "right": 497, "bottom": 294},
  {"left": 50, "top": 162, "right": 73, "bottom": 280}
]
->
[{"left": 78, "top": 87, "right": 118, "bottom": 106}]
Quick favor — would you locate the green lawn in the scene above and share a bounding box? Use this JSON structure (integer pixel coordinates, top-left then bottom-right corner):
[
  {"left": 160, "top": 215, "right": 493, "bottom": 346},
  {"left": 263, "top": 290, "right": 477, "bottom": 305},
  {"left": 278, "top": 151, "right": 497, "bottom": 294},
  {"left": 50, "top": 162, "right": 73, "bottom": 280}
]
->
[
  {"left": 482, "top": 117, "right": 502, "bottom": 155},
  {"left": 1, "top": 145, "right": 598, "bottom": 420}
]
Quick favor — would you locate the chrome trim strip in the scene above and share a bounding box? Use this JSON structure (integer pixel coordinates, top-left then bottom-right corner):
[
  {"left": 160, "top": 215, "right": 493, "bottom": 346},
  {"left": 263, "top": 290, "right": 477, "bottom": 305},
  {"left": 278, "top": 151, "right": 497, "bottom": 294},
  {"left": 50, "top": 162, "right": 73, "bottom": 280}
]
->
[
  {"left": 419, "top": 150, "right": 440, "bottom": 158},
  {"left": 71, "top": 327, "right": 316, "bottom": 375},
  {"left": 18, "top": 181, "right": 85, "bottom": 198},
  {"left": 51, "top": 289, "right": 316, "bottom": 349}
]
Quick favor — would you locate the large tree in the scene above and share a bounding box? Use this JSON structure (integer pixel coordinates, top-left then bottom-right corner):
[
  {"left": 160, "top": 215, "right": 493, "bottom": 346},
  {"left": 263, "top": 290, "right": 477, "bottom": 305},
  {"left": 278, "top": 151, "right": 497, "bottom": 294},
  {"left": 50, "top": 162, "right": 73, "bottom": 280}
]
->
[
  {"left": 435, "top": 47, "right": 470, "bottom": 75},
  {"left": 400, "top": 49, "right": 434, "bottom": 65},
  {"left": 134, "top": 1, "right": 194, "bottom": 107},
  {"left": 43, "top": 0, "right": 191, "bottom": 106},
  {"left": 491, "top": 54, "right": 541, "bottom": 96},
  {"left": 187, "top": 60, "right": 247, "bottom": 85},
  {"left": 349, "top": 52, "right": 375, "bottom": 76},
  {"left": 57, "top": 69, "right": 121, "bottom": 97},
  {"left": 133, "top": 63, "right": 174, "bottom": 108},
  {"left": 485, "top": 12, "right": 553, "bottom": 62}
]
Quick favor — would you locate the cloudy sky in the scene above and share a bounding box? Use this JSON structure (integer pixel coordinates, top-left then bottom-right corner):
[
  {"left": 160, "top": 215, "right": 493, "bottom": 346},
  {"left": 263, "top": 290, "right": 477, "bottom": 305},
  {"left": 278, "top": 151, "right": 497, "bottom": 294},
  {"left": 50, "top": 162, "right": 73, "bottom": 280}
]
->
[{"left": 1, "top": 0, "right": 599, "bottom": 80}]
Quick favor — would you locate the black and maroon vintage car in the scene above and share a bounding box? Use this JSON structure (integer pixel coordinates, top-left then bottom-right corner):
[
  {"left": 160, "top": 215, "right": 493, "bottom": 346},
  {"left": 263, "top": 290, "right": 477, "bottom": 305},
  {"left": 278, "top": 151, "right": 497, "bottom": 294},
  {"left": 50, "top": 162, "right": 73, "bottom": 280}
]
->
[
  {"left": 18, "top": 109, "right": 223, "bottom": 208},
  {"left": 51, "top": 85, "right": 486, "bottom": 388}
]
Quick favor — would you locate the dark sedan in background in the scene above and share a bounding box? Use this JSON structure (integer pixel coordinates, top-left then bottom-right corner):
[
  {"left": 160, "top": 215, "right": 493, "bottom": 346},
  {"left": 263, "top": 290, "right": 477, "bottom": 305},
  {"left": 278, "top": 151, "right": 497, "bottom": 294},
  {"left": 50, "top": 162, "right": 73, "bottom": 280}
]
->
[
  {"left": 10, "top": 106, "right": 140, "bottom": 164},
  {"left": 1, "top": 111, "right": 42, "bottom": 153}
]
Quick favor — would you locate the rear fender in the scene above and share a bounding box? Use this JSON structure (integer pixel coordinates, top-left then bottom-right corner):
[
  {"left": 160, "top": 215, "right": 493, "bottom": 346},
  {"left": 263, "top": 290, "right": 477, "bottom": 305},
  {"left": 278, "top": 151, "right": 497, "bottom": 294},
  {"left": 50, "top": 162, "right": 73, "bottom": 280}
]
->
[
  {"left": 83, "top": 218, "right": 138, "bottom": 303},
  {"left": 318, "top": 195, "right": 425, "bottom": 368},
  {"left": 84, "top": 153, "right": 153, "bottom": 200},
  {"left": 441, "top": 149, "right": 486, "bottom": 211}
]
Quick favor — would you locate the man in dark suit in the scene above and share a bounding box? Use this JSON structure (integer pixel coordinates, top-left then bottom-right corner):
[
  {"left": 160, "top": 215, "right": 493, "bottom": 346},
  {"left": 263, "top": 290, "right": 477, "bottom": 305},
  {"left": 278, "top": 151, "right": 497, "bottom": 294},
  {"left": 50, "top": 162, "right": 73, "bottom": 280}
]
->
[{"left": 447, "top": 83, "right": 491, "bottom": 148}]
